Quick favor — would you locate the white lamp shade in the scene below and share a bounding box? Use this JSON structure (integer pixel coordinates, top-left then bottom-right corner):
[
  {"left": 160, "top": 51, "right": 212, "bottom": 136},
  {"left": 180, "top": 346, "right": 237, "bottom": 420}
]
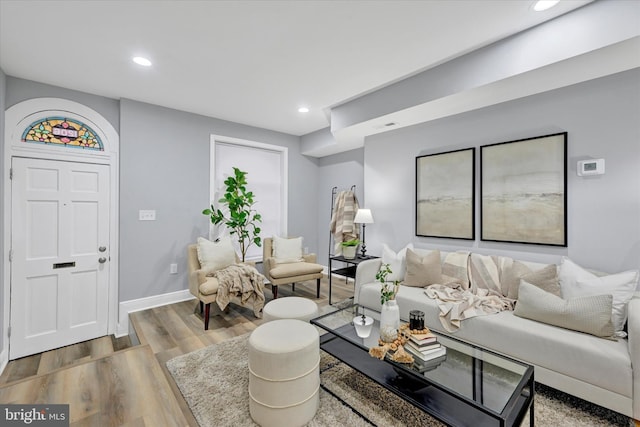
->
[{"left": 354, "top": 209, "right": 374, "bottom": 224}]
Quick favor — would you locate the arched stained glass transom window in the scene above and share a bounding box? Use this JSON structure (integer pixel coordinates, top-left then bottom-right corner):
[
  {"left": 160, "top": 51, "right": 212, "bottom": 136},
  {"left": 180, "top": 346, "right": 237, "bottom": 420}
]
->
[{"left": 21, "top": 116, "right": 104, "bottom": 151}]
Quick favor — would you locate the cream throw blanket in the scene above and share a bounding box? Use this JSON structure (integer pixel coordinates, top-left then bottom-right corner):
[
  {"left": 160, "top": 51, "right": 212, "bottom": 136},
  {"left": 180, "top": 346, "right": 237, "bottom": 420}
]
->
[
  {"left": 213, "top": 264, "right": 265, "bottom": 318},
  {"left": 329, "top": 190, "right": 360, "bottom": 254},
  {"left": 424, "top": 251, "right": 514, "bottom": 332}
]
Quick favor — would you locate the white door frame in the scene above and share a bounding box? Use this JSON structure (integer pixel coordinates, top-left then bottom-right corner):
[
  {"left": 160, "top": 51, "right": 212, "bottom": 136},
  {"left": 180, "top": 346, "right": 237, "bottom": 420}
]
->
[{"left": 3, "top": 98, "right": 120, "bottom": 360}]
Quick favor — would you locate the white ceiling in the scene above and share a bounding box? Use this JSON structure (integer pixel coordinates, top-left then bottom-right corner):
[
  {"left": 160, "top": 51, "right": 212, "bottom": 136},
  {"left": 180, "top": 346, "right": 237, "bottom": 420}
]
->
[{"left": 0, "top": 0, "right": 593, "bottom": 136}]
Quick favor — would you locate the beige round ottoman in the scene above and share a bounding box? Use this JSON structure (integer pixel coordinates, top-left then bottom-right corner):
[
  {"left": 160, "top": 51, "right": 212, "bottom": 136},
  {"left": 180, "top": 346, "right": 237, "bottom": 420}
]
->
[
  {"left": 248, "top": 319, "right": 320, "bottom": 427},
  {"left": 262, "top": 296, "right": 319, "bottom": 322}
]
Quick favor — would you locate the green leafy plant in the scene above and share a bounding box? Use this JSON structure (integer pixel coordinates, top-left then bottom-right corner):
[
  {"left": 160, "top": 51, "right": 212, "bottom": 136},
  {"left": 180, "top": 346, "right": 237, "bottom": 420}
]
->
[
  {"left": 202, "top": 167, "right": 262, "bottom": 262},
  {"left": 341, "top": 239, "right": 360, "bottom": 247},
  {"left": 375, "top": 263, "right": 400, "bottom": 305}
]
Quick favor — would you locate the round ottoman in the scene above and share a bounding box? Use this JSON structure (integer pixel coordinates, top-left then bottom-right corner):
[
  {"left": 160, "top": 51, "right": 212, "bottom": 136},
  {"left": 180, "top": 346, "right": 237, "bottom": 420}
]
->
[
  {"left": 248, "top": 319, "right": 320, "bottom": 427},
  {"left": 262, "top": 296, "right": 319, "bottom": 322}
]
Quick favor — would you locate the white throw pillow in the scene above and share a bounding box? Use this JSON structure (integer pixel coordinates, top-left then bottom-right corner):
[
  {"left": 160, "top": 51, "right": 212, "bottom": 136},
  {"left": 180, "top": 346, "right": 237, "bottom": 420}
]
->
[
  {"left": 196, "top": 236, "right": 236, "bottom": 275},
  {"left": 273, "top": 236, "right": 303, "bottom": 263},
  {"left": 380, "top": 243, "right": 413, "bottom": 281},
  {"left": 559, "top": 257, "right": 638, "bottom": 337}
]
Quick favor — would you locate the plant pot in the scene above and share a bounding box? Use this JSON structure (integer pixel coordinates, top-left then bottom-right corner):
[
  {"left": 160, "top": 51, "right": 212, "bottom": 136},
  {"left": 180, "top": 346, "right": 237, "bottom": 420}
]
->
[
  {"left": 353, "top": 314, "right": 374, "bottom": 338},
  {"left": 380, "top": 300, "right": 400, "bottom": 343},
  {"left": 342, "top": 245, "right": 357, "bottom": 259}
]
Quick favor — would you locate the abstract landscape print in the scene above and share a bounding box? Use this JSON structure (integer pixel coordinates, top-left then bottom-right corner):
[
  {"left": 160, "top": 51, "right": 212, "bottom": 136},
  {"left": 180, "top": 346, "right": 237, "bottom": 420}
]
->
[
  {"left": 481, "top": 133, "right": 567, "bottom": 246},
  {"left": 416, "top": 147, "right": 475, "bottom": 239}
]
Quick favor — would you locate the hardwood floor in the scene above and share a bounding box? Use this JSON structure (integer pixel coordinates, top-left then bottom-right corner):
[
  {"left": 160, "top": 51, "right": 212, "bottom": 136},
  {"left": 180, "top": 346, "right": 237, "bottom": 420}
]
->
[{"left": 0, "top": 276, "right": 355, "bottom": 426}]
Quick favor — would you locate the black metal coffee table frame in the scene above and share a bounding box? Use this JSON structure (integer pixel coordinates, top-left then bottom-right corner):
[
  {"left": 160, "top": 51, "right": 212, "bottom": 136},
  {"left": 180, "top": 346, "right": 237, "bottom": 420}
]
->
[{"left": 312, "top": 304, "right": 534, "bottom": 427}]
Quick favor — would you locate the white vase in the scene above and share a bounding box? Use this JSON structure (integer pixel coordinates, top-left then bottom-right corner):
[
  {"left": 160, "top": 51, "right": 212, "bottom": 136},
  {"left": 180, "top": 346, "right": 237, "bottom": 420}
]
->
[{"left": 379, "top": 300, "right": 400, "bottom": 343}]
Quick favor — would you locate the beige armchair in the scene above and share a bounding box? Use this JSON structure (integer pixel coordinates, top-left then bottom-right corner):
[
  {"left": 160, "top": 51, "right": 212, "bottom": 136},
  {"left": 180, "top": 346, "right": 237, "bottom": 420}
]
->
[
  {"left": 187, "top": 244, "right": 258, "bottom": 330},
  {"left": 262, "top": 237, "right": 324, "bottom": 299}
]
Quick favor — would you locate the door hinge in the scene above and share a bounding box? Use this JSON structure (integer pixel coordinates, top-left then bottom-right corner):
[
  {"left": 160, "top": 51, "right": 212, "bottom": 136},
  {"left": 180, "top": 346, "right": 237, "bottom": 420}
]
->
[
  {"left": 9, "top": 168, "right": 13, "bottom": 180},
  {"left": 8, "top": 250, "right": 12, "bottom": 262},
  {"left": 7, "top": 326, "right": 10, "bottom": 338}
]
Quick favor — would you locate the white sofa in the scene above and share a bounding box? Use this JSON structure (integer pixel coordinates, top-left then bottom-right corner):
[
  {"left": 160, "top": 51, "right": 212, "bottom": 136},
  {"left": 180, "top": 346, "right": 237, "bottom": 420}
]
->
[{"left": 354, "top": 251, "right": 640, "bottom": 420}]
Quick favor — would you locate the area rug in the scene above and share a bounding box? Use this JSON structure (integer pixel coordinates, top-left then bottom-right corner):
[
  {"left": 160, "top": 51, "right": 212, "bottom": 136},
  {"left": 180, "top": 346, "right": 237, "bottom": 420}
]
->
[{"left": 166, "top": 334, "right": 631, "bottom": 427}]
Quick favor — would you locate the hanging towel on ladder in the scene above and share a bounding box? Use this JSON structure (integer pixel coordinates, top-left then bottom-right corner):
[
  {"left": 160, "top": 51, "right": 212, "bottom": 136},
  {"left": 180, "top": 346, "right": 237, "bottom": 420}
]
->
[{"left": 330, "top": 190, "right": 360, "bottom": 255}]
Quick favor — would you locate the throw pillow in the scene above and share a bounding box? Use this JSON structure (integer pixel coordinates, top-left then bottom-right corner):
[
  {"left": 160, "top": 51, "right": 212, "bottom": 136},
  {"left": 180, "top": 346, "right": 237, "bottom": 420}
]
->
[
  {"left": 559, "top": 257, "right": 638, "bottom": 337},
  {"left": 469, "top": 254, "right": 502, "bottom": 296},
  {"left": 504, "top": 261, "right": 560, "bottom": 300},
  {"left": 196, "top": 236, "right": 236, "bottom": 275},
  {"left": 514, "top": 281, "right": 615, "bottom": 339},
  {"left": 379, "top": 243, "right": 413, "bottom": 281},
  {"left": 272, "top": 236, "right": 304, "bottom": 263},
  {"left": 441, "top": 251, "right": 470, "bottom": 289},
  {"left": 403, "top": 248, "right": 442, "bottom": 287}
]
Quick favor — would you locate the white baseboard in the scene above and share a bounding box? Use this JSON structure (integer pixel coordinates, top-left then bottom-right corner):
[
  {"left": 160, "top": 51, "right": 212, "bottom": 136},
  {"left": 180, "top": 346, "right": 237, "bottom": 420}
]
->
[
  {"left": 0, "top": 348, "right": 7, "bottom": 376},
  {"left": 116, "top": 289, "right": 195, "bottom": 337}
]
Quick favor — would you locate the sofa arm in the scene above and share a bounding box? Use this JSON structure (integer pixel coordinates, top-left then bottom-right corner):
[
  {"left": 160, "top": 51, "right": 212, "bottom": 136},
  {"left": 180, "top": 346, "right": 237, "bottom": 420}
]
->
[
  {"left": 354, "top": 258, "right": 383, "bottom": 304},
  {"left": 629, "top": 295, "right": 640, "bottom": 419}
]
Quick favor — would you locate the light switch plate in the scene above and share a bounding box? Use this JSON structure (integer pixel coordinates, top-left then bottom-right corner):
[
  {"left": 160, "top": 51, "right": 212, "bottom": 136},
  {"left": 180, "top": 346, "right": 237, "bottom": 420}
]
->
[{"left": 139, "top": 210, "right": 156, "bottom": 221}]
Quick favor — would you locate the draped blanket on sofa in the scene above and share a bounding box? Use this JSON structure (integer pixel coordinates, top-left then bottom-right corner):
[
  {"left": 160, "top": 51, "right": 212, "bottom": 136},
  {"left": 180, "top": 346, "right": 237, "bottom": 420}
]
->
[
  {"left": 424, "top": 252, "right": 515, "bottom": 332},
  {"left": 214, "top": 264, "right": 266, "bottom": 318}
]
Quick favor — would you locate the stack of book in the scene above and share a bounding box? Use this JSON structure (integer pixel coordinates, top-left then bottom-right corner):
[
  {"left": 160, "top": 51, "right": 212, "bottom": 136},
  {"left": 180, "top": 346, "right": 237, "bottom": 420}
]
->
[{"left": 404, "top": 331, "right": 447, "bottom": 372}]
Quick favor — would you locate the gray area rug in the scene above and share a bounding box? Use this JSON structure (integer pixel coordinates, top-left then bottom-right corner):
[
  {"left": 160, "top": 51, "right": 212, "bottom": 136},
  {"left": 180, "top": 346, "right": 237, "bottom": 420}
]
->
[{"left": 166, "top": 334, "right": 631, "bottom": 427}]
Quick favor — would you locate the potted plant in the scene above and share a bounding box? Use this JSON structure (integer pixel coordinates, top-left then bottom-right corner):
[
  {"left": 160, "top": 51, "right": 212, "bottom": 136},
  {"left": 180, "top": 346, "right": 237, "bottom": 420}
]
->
[
  {"left": 375, "top": 263, "right": 401, "bottom": 342},
  {"left": 202, "top": 167, "right": 262, "bottom": 262},
  {"left": 341, "top": 239, "right": 359, "bottom": 259}
]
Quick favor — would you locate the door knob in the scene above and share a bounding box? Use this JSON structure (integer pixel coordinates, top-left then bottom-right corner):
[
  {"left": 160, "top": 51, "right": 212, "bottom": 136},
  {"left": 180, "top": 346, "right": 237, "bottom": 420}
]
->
[
  {"left": 99, "top": 246, "right": 107, "bottom": 252},
  {"left": 98, "top": 257, "right": 107, "bottom": 264}
]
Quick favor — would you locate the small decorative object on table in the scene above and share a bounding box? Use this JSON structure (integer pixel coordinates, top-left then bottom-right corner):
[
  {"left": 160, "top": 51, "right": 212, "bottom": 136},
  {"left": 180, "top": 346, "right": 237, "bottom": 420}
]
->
[
  {"left": 376, "top": 263, "right": 401, "bottom": 343},
  {"left": 409, "top": 310, "right": 425, "bottom": 330},
  {"left": 353, "top": 313, "right": 374, "bottom": 338},
  {"left": 341, "top": 239, "right": 359, "bottom": 259}
]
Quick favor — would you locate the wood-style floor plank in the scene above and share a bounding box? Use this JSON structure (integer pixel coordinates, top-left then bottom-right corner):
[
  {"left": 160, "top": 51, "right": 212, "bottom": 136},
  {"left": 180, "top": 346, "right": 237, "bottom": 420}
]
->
[{"left": 0, "top": 276, "right": 353, "bottom": 426}]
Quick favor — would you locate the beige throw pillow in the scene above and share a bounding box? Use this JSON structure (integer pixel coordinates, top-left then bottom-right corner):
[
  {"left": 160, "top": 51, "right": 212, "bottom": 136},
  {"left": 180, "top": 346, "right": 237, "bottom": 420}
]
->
[
  {"left": 273, "top": 236, "right": 304, "bottom": 263},
  {"left": 403, "top": 248, "right": 442, "bottom": 287},
  {"left": 514, "top": 281, "right": 615, "bottom": 339},
  {"left": 196, "top": 236, "right": 236, "bottom": 275},
  {"left": 505, "top": 261, "right": 559, "bottom": 300}
]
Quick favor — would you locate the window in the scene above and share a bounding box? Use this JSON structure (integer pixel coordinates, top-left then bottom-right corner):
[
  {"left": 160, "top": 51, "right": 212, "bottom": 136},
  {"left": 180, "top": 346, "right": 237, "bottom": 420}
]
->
[
  {"left": 21, "top": 117, "right": 104, "bottom": 151},
  {"left": 210, "top": 136, "right": 288, "bottom": 261}
]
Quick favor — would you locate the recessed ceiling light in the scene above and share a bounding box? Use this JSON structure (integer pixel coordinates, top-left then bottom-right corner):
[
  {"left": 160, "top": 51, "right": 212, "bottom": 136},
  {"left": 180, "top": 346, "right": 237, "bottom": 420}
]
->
[
  {"left": 132, "top": 56, "right": 152, "bottom": 67},
  {"left": 298, "top": 107, "right": 309, "bottom": 113},
  {"left": 533, "top": 0, "right": 560, "bottom": 12}
]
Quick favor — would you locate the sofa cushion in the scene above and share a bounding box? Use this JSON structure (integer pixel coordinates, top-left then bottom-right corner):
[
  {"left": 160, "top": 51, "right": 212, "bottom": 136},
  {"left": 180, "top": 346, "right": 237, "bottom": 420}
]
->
[
  {"left": 404, "top": 248, "right": 441, "bottom": 287},
  {"left": 559, "top": 257, "right": 638, "bottom": 337},
  {"left": 504, "top": 261, "right": 560, "bottom": 300},
  {"left": 272, "top": 236, "right": 304, "bottom": 263},
  {"left": 197, "top": 236, "right": 236, "bottom": 275},
  {"left": 514, "top": 281, "right": 615, "bottom": 339},
  {"left": 380, "top": 243, "right": 413, "bottom": 281},
  {"left": 269, "top": 262, "right": 323, "bottom": 279}
]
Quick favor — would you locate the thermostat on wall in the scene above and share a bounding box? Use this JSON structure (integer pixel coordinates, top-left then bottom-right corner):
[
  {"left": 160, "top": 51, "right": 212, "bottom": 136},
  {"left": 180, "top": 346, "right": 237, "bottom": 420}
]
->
[{"left": 577, "top": 159, "right": 605, "bottom": 176}]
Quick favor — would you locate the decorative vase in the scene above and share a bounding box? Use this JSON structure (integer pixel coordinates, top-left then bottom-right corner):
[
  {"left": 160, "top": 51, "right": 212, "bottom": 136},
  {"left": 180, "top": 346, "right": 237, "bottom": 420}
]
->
[
  {"left": 379, "top": 300, "right": 400, "bottom": 342},
  {"left": 342, "top": 245, "right": 357, "bottom": 259},
  {"left": 353, "top": 314, "right": 374, "bottom": 338}
]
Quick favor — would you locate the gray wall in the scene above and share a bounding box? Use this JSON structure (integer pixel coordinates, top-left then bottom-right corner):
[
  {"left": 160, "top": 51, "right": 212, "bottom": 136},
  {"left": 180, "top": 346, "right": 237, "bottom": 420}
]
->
[
  {"left": 0, "top": 68, "right": 6, "bottom": 354},
  {"left": 317, "top": 148, "right": 364, "bottom": 266},
  {"left": 364, "top": 69, "right": 640, "bottom": 274},
  {"left": 119, "top": 99, "right": 319, "bottom": 301}
]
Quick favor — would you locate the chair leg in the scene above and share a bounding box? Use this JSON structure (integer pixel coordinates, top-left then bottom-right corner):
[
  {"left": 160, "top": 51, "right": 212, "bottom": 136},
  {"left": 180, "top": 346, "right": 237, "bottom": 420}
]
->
[
  {"left": 204, "top": 303, "right": 211, "bottom": 330},
  {"left": 316, "top": 278, "right": 321, "bottom": 298},
  {"left": 292, "top": 283, "right": 296, "bottom": 293},
  {"left": 272, "top": 285, "right": 278, "bottom": 299},
  {"left": 199, "top": 301, "right": 204, "bottom": 314}
]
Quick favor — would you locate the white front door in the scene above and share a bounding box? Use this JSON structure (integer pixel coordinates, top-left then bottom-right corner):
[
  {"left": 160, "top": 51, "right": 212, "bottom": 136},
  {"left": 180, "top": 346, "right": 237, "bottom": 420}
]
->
[{"left": 10, "top": 157, "right": 110, "bottom": 359}]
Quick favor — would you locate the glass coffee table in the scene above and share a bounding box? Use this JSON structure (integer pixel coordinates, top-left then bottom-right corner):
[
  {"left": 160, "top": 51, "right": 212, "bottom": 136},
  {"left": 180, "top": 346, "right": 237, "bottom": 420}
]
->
[{"left": 311, "top": 303, "right": 534, "bottom": 427}]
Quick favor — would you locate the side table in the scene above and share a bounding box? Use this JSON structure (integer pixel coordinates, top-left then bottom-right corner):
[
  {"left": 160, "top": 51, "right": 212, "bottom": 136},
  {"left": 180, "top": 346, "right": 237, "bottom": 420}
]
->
[{"left": 328, "top": 255, "right": 378, "bottom": 305}]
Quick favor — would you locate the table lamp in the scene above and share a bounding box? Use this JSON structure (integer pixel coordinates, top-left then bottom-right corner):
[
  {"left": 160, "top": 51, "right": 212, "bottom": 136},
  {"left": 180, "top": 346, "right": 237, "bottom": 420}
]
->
[{"left": 354, "top": 208, "right": 374, "bottom": 258}]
